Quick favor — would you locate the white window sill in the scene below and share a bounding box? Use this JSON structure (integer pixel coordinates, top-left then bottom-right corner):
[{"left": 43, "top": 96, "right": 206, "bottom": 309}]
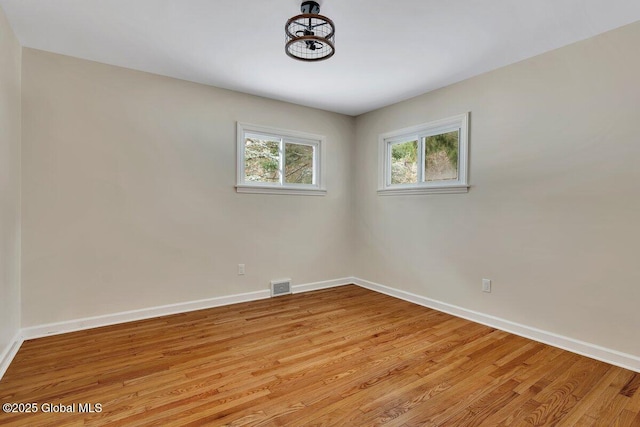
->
[
  {"left": 377, "top": 185, "right": 469, "bottom": 196},
  {"left": 236, "top": 184, "right": 327, "bottom": 196}
]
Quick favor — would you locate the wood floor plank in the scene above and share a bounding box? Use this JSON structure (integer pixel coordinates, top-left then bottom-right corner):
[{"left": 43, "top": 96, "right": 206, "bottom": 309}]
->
[
  {"left": 556, "top": 366, "right": 622, "bottom": 427},
  {"left": 583, "top": 370, "right": 634, "bottom": 424},
  {"left": 0, "top": 285, "right": 637, "bottom": 426}
]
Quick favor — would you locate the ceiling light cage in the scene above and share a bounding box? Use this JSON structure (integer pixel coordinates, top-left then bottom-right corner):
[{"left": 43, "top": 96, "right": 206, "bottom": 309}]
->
[{"left": 285, "top": 1, "right": 335, "bottom": 62}]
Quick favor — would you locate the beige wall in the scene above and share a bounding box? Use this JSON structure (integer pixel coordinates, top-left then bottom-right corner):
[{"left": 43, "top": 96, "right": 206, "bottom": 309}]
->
[
  {"left": 0, "top": 6, "right": 21, "bottom": 354},
  {"left": 353, "top": 21, "right": 640, "bottom": 356},
  {"left": 16, "top": 19, "right": 640, "bottom": 359},
  {"left": 21, "top": 49, "right": 355, "bottom": 326}
]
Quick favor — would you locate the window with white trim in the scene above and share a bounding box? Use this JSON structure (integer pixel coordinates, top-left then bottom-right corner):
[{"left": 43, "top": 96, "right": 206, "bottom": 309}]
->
[
  {"left": 378, "top": 113, "right": 469, "bottom": 195},
  {"left": 236, "top": 122, "right": 326, "bottom": 195}
]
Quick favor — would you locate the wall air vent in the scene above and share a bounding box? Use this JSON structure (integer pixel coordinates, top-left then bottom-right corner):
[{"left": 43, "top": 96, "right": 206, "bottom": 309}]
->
[{"left": 271, "top": 279, "right": 292, "bottom": 297}]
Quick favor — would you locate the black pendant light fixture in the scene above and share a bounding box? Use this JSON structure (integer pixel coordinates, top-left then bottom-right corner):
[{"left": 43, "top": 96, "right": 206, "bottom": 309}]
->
[{"left": 285, "top": 1, "right": 335, "bottom": 61}]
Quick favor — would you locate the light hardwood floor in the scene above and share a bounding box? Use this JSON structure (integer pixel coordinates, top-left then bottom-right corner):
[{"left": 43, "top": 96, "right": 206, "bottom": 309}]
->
[{"left": 1, "top": 285, "right": 639, "bottom": 426}]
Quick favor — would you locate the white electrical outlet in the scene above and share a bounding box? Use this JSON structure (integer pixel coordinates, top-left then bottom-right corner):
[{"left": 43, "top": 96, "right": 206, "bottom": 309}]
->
[
  {"left": 238, "top": 264, "right": 245, "bottom": 275},
  {"left": 482, "top": 279, "right": 491, "bottom": 293}
]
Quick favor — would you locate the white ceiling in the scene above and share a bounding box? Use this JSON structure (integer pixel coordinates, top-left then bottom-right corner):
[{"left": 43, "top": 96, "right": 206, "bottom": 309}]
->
[{"left": 2, "top": 0, "right": 640, "bottom": 116}]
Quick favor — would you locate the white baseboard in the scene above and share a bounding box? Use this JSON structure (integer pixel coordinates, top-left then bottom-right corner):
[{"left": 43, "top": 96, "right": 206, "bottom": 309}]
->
[
  {"left": 0, "top": 331, "right": 24, "bottom": 380},
  {"left": 21, "top": 289, "right": 270, "bottom": 341},
  {"left": 20, "top": 278, "right": 354, "bottom": 341},
  {"left": 352, "top": 277, "right": 640, "bottom": 373},
  {"left": 292, "top": 277, "right": 352, "bottom": 294},
  {"left": 0, "top": 278, "right": 351, "bottom": 380},
  {"left": 5, "top": 276, "right": 639, "bottom": 381}
]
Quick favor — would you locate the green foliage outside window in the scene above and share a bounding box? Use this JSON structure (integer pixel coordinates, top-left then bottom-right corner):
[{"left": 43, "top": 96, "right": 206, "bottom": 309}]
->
[
  {"left": 390, "top": 130, "right": 459, "bottom": 184},
  {"left": 391, "top": 140, "right": 418, "bottom": 184},
  {"left": 425, "top": 130, "right": 459, "bottom": 181},
  {"left": 285, "top": 143, "right": 313, "bottom": 184},
  {"left": 245, "top": 138, "right": 314, "bottom": 184},
  {"left": 245, "top": 138, "right": 280, "bottom": 182}
]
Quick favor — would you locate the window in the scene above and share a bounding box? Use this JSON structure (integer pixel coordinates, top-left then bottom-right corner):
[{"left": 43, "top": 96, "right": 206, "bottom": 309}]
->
[
  {"left": 378, "top": 113, "right": 469, "bottom": 195},
  {"left": 236, "top": 122, "right": 326, "bottom": 195}
]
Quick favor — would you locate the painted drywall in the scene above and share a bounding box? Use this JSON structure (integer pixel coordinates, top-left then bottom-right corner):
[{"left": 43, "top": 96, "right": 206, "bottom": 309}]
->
[
  {"left": 21, "top": 48, "right": 355, "bottom": 326},
  {"left": 16, "top": 17, "right": 640, "bottom": 362},
  {"left": 353, "top": 21, "right": 640, "bottom": 357},
  {"left": 0, "top": 5, "right": 21, "bottom": 356}
]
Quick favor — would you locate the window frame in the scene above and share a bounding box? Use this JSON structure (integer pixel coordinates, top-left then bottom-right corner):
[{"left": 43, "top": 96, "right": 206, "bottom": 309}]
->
[
  {"left": 236, "top": 122, "right": 326, "bottom": 196},
  {"left": 378, "top": 113, "right": 470, "bottom": 195}
]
